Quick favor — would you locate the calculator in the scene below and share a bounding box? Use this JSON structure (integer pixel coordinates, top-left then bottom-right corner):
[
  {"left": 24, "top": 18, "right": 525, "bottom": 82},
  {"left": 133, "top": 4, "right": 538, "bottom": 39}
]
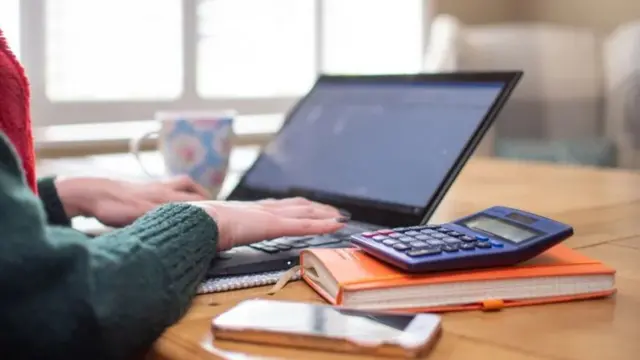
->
[{"left": 350, "top": 206, "right": 574, "bottom": 273}]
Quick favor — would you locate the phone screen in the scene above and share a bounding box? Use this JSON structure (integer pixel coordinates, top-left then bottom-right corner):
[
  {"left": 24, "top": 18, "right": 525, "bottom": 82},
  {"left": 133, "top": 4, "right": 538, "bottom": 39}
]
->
[{"left": 213, "top": 299, "right": 439, "bottom": 345}]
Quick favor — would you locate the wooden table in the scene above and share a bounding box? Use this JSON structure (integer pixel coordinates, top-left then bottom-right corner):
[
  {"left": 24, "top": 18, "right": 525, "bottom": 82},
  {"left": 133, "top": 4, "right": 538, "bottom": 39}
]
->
[{"left": 37, "top": 152, "right": 640, "bottom": 360}]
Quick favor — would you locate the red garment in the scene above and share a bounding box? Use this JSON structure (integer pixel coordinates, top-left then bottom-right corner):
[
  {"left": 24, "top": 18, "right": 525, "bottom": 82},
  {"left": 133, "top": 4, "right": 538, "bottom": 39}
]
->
[{"left": 0, "top": 29, "right": 37, "bottom": 193}]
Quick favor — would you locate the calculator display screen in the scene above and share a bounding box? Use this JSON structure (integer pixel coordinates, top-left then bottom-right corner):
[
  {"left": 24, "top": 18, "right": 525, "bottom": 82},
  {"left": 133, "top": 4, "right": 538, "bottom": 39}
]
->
[{"left": 462, "top": 215, "right": 537, "bottom": 243}]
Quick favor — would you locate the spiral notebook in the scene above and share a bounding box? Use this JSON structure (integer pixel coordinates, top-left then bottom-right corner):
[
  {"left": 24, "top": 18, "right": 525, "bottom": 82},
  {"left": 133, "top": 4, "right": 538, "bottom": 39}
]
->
[{"left": 197, "top": 269, "right": 302, "bottom": 294}]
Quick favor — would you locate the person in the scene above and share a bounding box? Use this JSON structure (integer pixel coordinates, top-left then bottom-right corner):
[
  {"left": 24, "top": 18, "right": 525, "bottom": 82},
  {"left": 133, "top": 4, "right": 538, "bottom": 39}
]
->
[{"left": 0, "top": 29, "right": 346, "bottom": 359}]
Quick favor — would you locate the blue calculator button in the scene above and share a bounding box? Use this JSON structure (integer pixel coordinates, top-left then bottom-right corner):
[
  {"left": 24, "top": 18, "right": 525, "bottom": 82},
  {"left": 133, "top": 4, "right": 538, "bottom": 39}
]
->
[
  {"left": 476, "top": 242, "right": 492, "bottom": 249},
  {"left": 420, "top": 229, "right": 436, "bottom": 235},
  {"left": 399, "top": 236, "right": 414, "bottom": 243},
  {"left": 460, "top": 235, "right": 475, "bottom": 242},
  {"left": 372, "top": 235, "right": 387, "bottom": 241},
  {"left": 405, "top": 231, "right": 420, "bottom": 236},
  {"left": 448, "top": 231, "right": 462, "bottom": 237},
  {"left": 407, "top": 247, "right": 442, "bottom": 257},
  {"left": 442, "top": 245, "right": 460, "bottom": 252},
  {"left": 460, "top": 243, "right": 476, "bottom": 251},
  {"left": 442, "top": 238, "right": 460, "bottom": 245},
  {"left": 425, "top": 225, "right": 439, "bottom": 230},
  {"left": 382, "top": 239, "right": 398, "bottom": 246},
  {"left": 475, "top": 235, "right": 489, "bottom": 241},
  {"left": 437, "top": 227, "right": 452, "bottom": 233},
  {"left": 432, "top": 233, "right": 447, "bottom": 239},
  {"left": 393, "top": 243, "right": 410, "bottom": 251},
  {"left": 490, "top": 241, "right": 504, "bottom": 248},
  {"left": 427, "top": 239, "right": 445, "bottom": 246},
  {"left": 409, "top": 241, "right": 428, "bottom": 248},
  {"left": 415, "top": 234, "right": 430, "bottom": 241}
]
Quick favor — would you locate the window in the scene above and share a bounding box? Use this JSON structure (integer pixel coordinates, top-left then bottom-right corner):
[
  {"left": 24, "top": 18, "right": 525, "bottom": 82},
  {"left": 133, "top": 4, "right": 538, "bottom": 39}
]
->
[
  {"left": 14, "top": 0, "right": 430, "bottom": 126},
  {"left": 321, "top": 0, "right": 424, "bottom": 75},
  {"left": 46, "top": 0, "right": 183, "bottom": 101},
  {"left": 198, "top": 0, "right": 317, "bottom": 98},
  {"left": 0, "top": 0, "right": 20, "bottom": 57}
]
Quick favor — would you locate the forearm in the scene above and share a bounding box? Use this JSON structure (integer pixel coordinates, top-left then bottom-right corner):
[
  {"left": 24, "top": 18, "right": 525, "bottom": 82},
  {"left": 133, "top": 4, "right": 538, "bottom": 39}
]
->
[
  {"left": 1, "top": 204, "right": 218, "bottom": 359},
  {"left": 1, "top": 138, "right": 218, "bottom": 359}
]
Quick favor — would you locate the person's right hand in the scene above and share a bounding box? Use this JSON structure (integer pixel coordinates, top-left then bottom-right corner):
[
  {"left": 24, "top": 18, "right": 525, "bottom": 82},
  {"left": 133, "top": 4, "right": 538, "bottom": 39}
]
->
[{"left": 189, "top": 197, "right": 348, "bottom": 251}]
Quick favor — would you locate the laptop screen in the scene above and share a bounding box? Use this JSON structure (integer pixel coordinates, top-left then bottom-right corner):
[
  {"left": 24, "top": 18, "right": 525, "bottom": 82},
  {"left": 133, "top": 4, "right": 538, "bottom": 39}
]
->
[{"left": 239, "top": 76, "right": 511, "bottom": 215}]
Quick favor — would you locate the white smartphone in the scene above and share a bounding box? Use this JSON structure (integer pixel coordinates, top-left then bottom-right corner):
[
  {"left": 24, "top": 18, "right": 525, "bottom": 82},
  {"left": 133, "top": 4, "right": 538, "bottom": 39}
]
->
[{"left": 211, "top": 299, "right": 442, "bottom": 358}]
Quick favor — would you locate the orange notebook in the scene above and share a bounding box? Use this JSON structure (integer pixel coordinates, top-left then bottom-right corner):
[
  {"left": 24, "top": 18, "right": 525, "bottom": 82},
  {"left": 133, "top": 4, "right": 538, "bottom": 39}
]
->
[{"left": 300, "top": 245, "right": 616, "bottom": 313}]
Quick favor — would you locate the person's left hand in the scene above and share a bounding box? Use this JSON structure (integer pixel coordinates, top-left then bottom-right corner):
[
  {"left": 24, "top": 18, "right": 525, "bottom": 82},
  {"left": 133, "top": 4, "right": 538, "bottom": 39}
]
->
[
  {"left": 188, "top": 197, "right": 347, "bottom": 251},
  {"left": 54, "top": 175, "right": 211, "bottom": 227}
]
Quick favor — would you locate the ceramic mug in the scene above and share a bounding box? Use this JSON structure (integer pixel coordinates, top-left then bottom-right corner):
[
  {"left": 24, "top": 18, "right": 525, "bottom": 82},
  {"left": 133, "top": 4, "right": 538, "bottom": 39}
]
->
[{"left": 129, "top": 111, "right": 235, "bottom": 198}]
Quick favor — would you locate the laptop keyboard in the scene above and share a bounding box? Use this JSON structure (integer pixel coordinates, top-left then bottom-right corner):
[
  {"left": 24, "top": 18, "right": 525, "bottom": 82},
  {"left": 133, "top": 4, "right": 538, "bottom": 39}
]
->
[{"left": 243, "top": 223, "right": 370, "bottom": 255}]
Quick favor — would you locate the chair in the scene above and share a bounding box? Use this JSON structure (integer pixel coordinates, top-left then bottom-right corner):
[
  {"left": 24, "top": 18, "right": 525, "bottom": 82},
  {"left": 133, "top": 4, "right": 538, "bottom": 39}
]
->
[
  {"left": 424, "top": 14, "right": 640, "bottom": 168},
  {"left": 603, "top": 21, "right": 640, "bottom": 169}
]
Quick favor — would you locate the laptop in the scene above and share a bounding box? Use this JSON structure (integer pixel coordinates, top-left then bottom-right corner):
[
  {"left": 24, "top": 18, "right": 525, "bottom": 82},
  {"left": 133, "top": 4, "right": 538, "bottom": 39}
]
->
[{"left": 206, "top": 71, "right": 523, "bottom": 277}]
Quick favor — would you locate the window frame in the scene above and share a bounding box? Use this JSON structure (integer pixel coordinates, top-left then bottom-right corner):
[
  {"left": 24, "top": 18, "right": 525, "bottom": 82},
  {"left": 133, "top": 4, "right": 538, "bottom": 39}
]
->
[{"left": 19, "top": 0, "right": 432, "bottom": 126}]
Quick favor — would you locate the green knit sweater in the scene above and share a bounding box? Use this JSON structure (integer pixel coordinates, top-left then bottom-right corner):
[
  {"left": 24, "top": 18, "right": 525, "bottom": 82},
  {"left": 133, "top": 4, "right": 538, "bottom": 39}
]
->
[{"left": 0, "top": 133, "right": 219, "bottom": 359}]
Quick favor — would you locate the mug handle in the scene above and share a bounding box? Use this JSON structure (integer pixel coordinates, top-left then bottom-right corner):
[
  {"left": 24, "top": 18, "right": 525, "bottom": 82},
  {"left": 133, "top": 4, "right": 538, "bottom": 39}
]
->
[{"left": 129, "top": 130, "right": 159, "bottom": 177}]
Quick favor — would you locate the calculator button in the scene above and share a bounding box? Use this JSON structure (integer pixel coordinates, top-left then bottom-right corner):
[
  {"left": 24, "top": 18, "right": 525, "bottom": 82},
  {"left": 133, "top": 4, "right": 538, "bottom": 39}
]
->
[
  {"left": 427, "top": 239, "right": 445, "bottom": 246},
  {"left": 409, "top": 241, "right": 428, "bottom": 248},
  {"left": 476, "top": 242, "right": 492, "bottom": 249},
  {"left": 460, "top": 235, "right": 475, "bottom": 242},
  {"left": 393, "top": 243, "right": 410, "bottom": 251},
  {"left": 448, "top": 231, "right": 463, "bottom": 237},
  {"left": 372, "top": 235, "right": 387, "bottom": 241},
  {"left": 420, "top": 229, "right": 436, "bottom": 235},
  {"left": 388, "top": 233, "right": 403, "bottom": 238},
  {"left": 405, "top": 231, "right": 420, "bottom": 236},
  {"left": 425, "top": 225, "right": 440, "bottom": 229},
  {"left": 398, "top": 236, "right": 415, "bottom": 243},
  {"left": 437, "top": 227, "right": 452, "bottom": 233},
  {"left": 378, "top": 229, "right": 394, "bottom": 235},
  {"left": 275, "top": 244, "right": 292, "bottom": 250},
  {"left": 442, "top": 245, "right": 460, "bottom": 252},
  {"left": 490, "top": 241, "right": 504, "bottom": 248},
  {"left": 407, "top": 247, "right": 442, "bottom": 257},
  {"left": 382, "top": 239, "right": 399, "bottom": 246},
  {"left": 475, "top": 235, "right": 489, "bottom": 242},
  {"left": 460, "top": 243, "right": 476, "bottom": 251},
  {"left": 393, "top": 227, "right": 408, "bottom": 232},
  {"left": 431, "top": 233, "right": 447, "bottom": 239},
  {"left": 442, "top": 237, "right": 460, "bottom": 244},
  {"left": 415, "top": 234, "right": 431, "bottom": 241},
  {"left": 362, "top": 232, "right": 377, "bottom": 237}
]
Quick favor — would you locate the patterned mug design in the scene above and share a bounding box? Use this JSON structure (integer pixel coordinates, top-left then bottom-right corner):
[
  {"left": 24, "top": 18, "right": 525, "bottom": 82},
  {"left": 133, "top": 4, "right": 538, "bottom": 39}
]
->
[
  {"left": 162, "top": 118, "right": 233, "bottom": 193},
  {"left": 130, "top": 112, "right": 235, "bottom": 198}
]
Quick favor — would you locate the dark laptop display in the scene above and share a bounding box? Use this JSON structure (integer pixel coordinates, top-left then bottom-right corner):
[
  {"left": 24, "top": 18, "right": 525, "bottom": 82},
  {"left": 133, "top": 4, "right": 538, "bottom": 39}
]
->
[{"left": 209, "top": 72, "right": 522, "bottom": 277}]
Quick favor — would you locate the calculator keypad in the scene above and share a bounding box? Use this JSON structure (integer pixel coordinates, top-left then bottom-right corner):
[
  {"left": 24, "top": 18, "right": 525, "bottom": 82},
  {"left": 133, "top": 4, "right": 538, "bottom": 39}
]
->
[{"left": 361, "top": 225, "right": 503, "bottom": 257}]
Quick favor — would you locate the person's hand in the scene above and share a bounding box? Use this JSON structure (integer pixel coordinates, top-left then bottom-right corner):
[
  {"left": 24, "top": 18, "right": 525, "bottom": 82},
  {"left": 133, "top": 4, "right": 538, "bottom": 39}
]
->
[
  {"left": 54, "top": 175, "right": 211, "bottom": 227},
  {"left": 189, "top": 197, "right": 349, "bottom": 251}
]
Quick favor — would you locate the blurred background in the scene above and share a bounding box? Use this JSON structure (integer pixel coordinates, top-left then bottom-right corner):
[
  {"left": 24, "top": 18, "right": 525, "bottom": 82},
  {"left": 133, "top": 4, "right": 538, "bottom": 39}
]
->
[{"left": 0, "top": 0, "right": 638, "bottom": 169}]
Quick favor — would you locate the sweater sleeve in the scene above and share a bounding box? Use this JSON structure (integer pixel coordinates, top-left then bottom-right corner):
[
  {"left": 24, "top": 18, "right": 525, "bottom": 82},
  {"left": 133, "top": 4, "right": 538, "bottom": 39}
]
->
[
  {"left": 0, "top": 135, "right": 219, "bottom": 360},
  {"left": 37, "top": 176, "right": 72, "bottom": 226}
]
